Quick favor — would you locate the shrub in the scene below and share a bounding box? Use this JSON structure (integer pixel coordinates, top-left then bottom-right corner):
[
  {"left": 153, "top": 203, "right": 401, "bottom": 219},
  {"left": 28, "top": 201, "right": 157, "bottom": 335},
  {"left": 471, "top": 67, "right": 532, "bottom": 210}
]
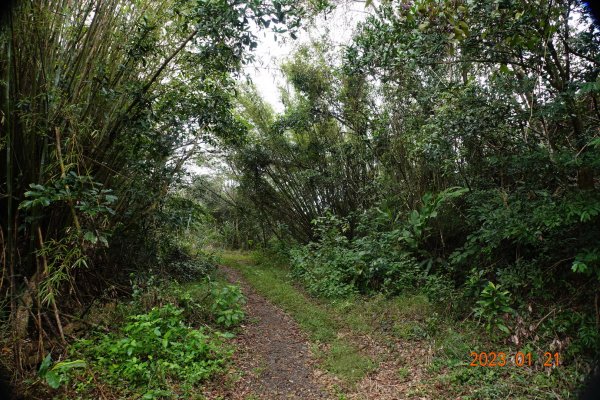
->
[
  {"left": 210, "top": 284, "right": 246, "bottom": 328},
  {"left": 290, "top": 244, "right": 359, "bottom": 298},
  {"left": 71, "top": 304, "right": 229, "bottom": 396},
  {"left": 166, "top": 249, "right": 216, "bottom": 282},
  {"left": 290, "top": 211, "right": 432, "bottom": 298},
  {"left": 473, "top": 282, "right": 514, "bottom": 335}
]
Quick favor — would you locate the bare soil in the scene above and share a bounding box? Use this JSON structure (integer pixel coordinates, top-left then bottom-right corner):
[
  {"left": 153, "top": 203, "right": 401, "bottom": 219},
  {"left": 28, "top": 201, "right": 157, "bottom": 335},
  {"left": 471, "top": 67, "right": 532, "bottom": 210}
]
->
[{"left": 212, "top": 264, "right": 330, "bottom": 399}]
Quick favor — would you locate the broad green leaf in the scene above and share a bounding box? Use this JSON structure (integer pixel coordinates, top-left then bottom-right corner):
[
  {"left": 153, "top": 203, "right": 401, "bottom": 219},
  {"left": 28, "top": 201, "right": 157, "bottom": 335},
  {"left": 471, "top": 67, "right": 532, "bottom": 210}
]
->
[
  {"left": 571, "top": 261, "right": 588, "bottom": 273},
  {"left": 38, "top": 354, "right": 52, "bottom": 376},
  {"left": 497, "top": 323, "right": 510, "bottom": 334},
  {"left": 45, "top": 371, "right": 61, "bottom": 389},
  {"left": 53, "top": 360, "right": 86, "bottom": 371},
  {"left": 84, "top": 231, "right": 98, "bottom": 244}
]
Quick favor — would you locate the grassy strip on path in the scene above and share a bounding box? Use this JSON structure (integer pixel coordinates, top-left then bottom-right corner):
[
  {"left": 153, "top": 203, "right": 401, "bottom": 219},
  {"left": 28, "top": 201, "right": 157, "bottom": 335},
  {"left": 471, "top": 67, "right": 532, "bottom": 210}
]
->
[{"left": 218, "top": 250, "right": 377, "bottom": 386}]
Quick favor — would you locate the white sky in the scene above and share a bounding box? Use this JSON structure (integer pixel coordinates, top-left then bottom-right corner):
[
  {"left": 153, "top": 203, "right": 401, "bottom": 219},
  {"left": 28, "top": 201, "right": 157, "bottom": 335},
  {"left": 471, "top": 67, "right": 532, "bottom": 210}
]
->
[
  {"left": 186, "top": 2, "right": 370, "bottom": 176},
  {"left": 241, "top": 1, "right": 371, "bottom": 112}
]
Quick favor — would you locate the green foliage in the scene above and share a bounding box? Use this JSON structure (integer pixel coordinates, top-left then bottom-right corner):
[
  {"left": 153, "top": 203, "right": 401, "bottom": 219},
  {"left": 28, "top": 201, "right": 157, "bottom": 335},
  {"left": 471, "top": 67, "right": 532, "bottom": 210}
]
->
[
  {"left": 198, "top": 1, "right": 600, "bottom": 389},
  {"left": 38, "top": 354, "right": 86, "bottom": 389},
  {"left": 3, "top": 0, "right": 598, "bottom": 395},
  {"left": 290, "top": 191, "right": 465, "bottom": 300},
  {"left": 129, "top": 270, "right": 246, "bottom": 332},
  {"left": 542, "top": 311, "right": 600, "bottom": 358},
  {"left": 572, "top": 248, "right": 600, "bottom": 279},
  {"left": 1, "top": 0, "right": 321, "bottom": 360},
  {"left": 290, "top": 213, "right": 358, "bottom": 298},
  {"left": 71, "top": 304, "right": 229, "bottom": 396},
  {"left": 210, "top": 284, "right": 246, "bottom": 328},
  {"left": 398, "top": 187, "right": 467, "bottom": 256},
  {"left": 19, "top": 172, "right": 116, "bottom": 219},
  {"left": 198, "top": 0, "right": 600, "bottom": 395},
  {"left": 17, "top": 172, "right": 118, "bottom": 307},
  {"left": 473, "top": 282, "right": 514, "bottom": 335},
  {"left": 117, "top": 192, "right": 219, "bottom": 285}
]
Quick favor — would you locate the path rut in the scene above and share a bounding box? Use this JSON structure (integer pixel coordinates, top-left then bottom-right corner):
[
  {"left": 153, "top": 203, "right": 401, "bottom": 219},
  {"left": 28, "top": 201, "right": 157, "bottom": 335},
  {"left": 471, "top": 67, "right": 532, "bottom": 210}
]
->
[{"left": 216, "top": 264, "right": 330, "bottom": 400}]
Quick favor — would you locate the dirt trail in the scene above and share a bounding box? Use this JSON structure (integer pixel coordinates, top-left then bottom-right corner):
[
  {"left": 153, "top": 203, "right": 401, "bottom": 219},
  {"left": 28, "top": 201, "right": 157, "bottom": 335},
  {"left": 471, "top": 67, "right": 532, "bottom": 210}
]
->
[{"left": 216, "top": 264, "right": 330, "bottom": 400}]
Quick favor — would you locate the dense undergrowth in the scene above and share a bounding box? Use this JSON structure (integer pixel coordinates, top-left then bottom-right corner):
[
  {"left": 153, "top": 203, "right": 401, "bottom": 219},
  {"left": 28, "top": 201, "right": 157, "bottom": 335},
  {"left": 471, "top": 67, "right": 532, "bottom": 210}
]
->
[
  {"left": 287, "top": 187, "right": 600, "bottom": 366},
  {"left": 29, "top": 262, "right": 246, "bottom": 399},
  {"left": 283, "top": 192, "right": 600, "bottom": 397}
]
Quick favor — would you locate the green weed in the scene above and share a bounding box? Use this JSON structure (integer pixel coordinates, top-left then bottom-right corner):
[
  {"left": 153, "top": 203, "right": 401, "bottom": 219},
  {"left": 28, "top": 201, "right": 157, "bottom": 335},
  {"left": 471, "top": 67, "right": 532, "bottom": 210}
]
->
[
  {"left": 70, "top": 304, "right": 229, "bottom": 397},
  {"left": 211, "top": 283, "right": 246, "bottom": 328}
]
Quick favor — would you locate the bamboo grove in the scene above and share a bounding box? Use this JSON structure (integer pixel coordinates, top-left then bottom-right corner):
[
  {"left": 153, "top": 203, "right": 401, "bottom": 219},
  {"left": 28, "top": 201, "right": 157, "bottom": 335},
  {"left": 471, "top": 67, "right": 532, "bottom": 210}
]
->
[{"left": 0, "top": 0, "right": 313, "bottom": 373}]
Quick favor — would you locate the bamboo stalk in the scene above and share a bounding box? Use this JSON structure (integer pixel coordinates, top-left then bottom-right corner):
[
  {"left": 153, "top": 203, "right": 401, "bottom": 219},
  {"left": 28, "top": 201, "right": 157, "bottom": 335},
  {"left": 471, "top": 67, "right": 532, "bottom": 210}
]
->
[
  {"left": 37, "top": 227, "right": 66, "bottom": 343},
  {"left": 54, "top": 127, "right": 81, "bottom": 233}
]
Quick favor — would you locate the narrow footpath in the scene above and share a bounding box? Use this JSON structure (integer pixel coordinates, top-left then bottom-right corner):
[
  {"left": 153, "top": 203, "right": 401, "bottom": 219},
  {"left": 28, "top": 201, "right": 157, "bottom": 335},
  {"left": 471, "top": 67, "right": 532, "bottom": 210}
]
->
[{"left": 216, "top": 264, "right": 330, "bottom": 399}]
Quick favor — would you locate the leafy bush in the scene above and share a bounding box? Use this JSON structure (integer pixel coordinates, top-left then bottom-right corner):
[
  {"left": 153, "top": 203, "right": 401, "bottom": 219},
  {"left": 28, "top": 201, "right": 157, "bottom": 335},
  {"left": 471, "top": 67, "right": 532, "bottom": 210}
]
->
[
  {"left": 291, "top": 245, "right": 359, "bottom": 298},
  {"left": 289, "top": 188, "right": 471, "bottom": 298},
  {"left": 163, "top": 245, "right": 216, "bottom": 282},
  {"left": 71, "top": 304, "right": 229, "bottom": 396},
  {"left": 210, "top": 284, "right": 246, "bottom": 328},
  {"left": 451, "top": 189, "right": 600, "bottom": 288},
  {"left": 542, "top": 311, "right": 600, "bottom": 359},
  {"left": 473, "top": 282, "right": 514, "bottom": 335},
  {"left": 128, "top": 269, "right": 247, "bottom": 329}
]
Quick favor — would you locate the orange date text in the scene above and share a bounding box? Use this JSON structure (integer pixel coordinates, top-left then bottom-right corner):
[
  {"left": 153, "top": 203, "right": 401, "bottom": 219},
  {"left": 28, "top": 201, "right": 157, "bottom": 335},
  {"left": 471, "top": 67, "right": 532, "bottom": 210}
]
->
[{"left": 469, "top": 351, "right": 560, "bottom": 367}]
